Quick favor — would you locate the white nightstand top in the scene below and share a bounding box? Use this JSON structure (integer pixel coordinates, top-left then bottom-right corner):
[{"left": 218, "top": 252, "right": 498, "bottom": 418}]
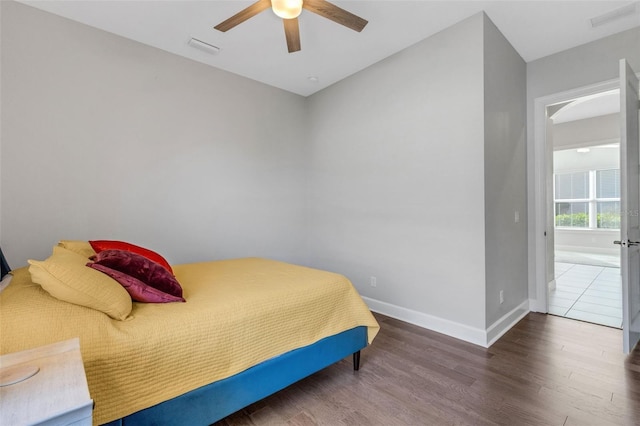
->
[{"left": 0, "top": 338, "right": 93, "bottom": 426}]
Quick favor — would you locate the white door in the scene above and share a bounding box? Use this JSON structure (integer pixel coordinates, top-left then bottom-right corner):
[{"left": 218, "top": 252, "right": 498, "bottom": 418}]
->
[
  {"left": 618, "top": 59, "right": 640, "bottom": 354},
  {"left": 545, "top": 113, "right": 555, "bottom": 293}
]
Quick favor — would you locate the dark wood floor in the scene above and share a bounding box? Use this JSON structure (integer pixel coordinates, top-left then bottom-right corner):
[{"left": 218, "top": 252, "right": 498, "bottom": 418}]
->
[{"left": 215, "top": 312, "right": 640, "bottom": 425}]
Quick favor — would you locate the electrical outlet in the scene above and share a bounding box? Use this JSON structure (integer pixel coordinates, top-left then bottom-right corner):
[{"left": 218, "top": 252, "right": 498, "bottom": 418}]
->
[
  {"left": 370, "top": 276, "right": 377, "bottom": 287},
  {"left": 499, "top": 290, "right": 504, "bottom": 304}
]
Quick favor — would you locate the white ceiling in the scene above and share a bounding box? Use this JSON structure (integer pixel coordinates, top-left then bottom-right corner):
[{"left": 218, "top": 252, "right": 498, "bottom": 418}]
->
[
  {"left": 551, "top": 89, "right": 620, "bottom": 124},
  {"left": 18, "top": 1, "right": 640, "bottom": 97}
]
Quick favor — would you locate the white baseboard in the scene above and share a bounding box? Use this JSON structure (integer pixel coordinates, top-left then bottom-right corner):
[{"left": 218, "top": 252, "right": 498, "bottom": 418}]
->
[
  {"left": 529, "top": 297, "right": 547, "bottom": 313},
  {"left": 362, "top": 297, "right": 530, "bottom": 348},
  {"left": 486, "top": 300, "right": 530, "bottom": 347}
]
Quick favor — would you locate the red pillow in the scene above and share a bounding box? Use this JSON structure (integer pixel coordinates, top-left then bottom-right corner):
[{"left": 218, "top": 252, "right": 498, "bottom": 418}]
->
[
  {"left": 91, "top": 249, "right": 183, "bottom": 298},
  {"left": 88, "top": 263, "right": 185, "bottom": 303},
  {"left": 89, "top": 240, "right": 173, "bottom": 273}
]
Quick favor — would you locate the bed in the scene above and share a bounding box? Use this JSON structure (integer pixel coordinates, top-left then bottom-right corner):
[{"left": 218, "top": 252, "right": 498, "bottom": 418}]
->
[{"left": 0, "top": 243, "right": 379, "bottom": 425}]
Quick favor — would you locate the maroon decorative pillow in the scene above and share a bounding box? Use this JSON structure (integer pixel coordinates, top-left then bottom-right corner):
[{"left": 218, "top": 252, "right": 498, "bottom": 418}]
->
[
  {"left": 90, "top": 249, "right": 183, "bottom": 298},
  {"left": 89, "top": 240, "right": 173, "bottom": 274},
  {"left": 88, "top": 263, "right": 185, "bottom": 303}
]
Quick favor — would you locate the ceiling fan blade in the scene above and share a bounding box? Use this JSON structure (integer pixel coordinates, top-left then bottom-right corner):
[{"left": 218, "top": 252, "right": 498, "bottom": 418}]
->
[
  {"left": 214, "top": 0, "right": 272, "bottom": 32},
  {"left": 302, "top": 0, "right": 368, "bottom": 32},
  {"left": 283, "top": 18, "right": 301, "bottom": 53}
]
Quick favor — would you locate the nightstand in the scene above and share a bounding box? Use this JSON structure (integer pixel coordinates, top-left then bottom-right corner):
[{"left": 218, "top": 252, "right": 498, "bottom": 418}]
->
[{"left": 0, "top": 338, "right": 93, "bottom": 425}]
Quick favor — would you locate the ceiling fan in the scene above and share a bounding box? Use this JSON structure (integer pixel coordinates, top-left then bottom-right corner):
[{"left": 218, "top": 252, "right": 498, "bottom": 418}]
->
[{"left": 214, "top": 0, "right": 368, "bottom": 53}]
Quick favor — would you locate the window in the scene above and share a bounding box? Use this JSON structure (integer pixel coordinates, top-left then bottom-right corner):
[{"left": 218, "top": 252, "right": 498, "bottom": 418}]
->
[
  {"left": 554, "top": 169, "right": 620, "bottom": 229},
  {"left": 555, "top": 171, "right": 589, "bottom": 199},
  {"left": 554, "top": 171, "right": 589, "bottom": 227},
  {"left": 555, "top": 201, "right": 589, "bottom": 227},
  {"left": 596, "top": 169, "right": 621, "bottom": 229}
]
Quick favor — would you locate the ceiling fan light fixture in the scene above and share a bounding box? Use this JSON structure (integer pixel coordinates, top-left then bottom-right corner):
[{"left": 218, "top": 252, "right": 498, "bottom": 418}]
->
[
  {"left": 214, "top": 0, "right": 367, "bottom": 53},
  {"left": 272, "top": 0, "right": 303, "bottom": 19}
]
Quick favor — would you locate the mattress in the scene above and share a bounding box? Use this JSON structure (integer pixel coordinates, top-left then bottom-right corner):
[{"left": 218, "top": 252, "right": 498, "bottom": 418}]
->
[{"left": 0, "top": 257, "right": 379, "bottom": 425}]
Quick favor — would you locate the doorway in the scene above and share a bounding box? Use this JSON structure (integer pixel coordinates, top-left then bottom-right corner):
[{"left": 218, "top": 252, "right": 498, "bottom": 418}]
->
[{"left": 546, "top": 90, "right": 622, "bottom": 328}]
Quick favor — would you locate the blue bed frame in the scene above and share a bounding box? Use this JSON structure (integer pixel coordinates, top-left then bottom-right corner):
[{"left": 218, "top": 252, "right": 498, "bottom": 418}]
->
[{"left": 102, "top": 326, "right": 368, "bottom": 426}]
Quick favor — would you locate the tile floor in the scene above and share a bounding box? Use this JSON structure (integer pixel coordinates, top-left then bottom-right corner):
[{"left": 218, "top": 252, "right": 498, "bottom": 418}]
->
[
  {"left": 554, "top": 249, "right": 620, "bottom": 268},
  {"left": 549, "top": 262, "right": 622, "bottom": 328}
]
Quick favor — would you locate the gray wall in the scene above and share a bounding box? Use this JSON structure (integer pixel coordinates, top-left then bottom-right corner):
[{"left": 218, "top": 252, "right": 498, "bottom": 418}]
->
[
  {"left": 527, "top": 27, "right": 640, "bottom": 102},
  {"left": 309, "top": 14, "right": 527, "bottom": 342},
  {"left": 554, "top": 143, "right": 619, "bottom": 171},
  {"left": 482, "top": 15, "right": 528, "bottom": 329},
  {"left": 553, "top": 113, "right": 619, "bottom": 150},
  {"left": 527, "top": 27, "right": 640, "bottom": 302},
  {"left": 0, "top": 1, "right": 308, "bottom": 266},
  {"left": 0, "top": 1, "right": 3, "bottom": 245},
  {"left": 305, "top": 12, "right": 528, "bottom": 341},
  {"left": 1, "top": 3, "right": 530, "bottom": 345},
  {"left": 307, "top": 12, "right": 488, "bottom": 334}
]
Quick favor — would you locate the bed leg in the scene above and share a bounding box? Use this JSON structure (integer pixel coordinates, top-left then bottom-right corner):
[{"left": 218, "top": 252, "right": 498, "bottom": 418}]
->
[{"left": 353, "top": 350, "right": 361, "bottom": 371}]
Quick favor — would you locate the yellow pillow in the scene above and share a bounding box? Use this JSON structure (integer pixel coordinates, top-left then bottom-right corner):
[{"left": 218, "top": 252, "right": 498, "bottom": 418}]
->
[
  {"left": 57, "top": 240, "right": 96, "bottom": 259},
  {"left": 28, "top": 246, "right": 132, "bottom": 320}
]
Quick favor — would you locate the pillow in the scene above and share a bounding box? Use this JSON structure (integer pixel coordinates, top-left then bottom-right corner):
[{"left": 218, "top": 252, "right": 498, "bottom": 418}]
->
[
  {"left": 57, "top": 240, "right": 96, "bottom": 259},
  {"left": 89, "top": 240, "right": 173, "bottom": 273},
  {"left": 88, "top": 263, "right": 185, "bottom": 303},
  {"left": 90, "top": 249, "right": 183, "bottom": 298},
  {"left": 28, "top": 246, "right": 131, "bottom": 320}
]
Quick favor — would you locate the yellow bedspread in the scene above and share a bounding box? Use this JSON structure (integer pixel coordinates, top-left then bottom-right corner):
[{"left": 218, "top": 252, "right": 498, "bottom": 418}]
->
[{"left": 0, "top": 258, "right": 379, "bottom": 425}]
